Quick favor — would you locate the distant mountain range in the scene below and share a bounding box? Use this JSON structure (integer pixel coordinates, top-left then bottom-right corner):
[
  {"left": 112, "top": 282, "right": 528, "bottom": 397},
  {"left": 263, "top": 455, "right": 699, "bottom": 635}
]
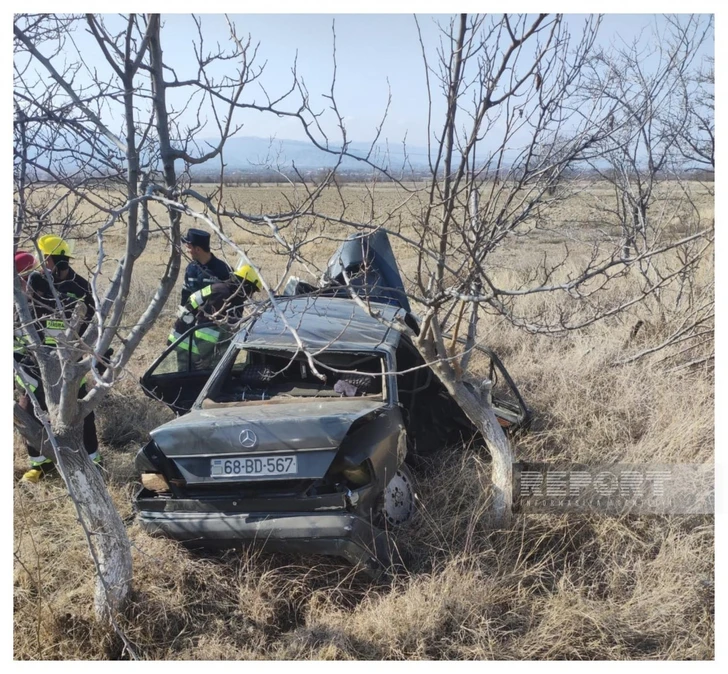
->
[
  {"left": 31, "top": 133, "right": 549, "bottom": 179},
  {"left": 191, "top": 136, "right": 433, "bottom": 173}
]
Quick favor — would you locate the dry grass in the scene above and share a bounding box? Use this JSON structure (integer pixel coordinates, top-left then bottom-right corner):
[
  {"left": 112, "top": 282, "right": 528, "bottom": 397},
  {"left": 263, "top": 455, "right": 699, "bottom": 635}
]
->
[{"left": 13, "top": 181, "right": 714, "bottom": 660}]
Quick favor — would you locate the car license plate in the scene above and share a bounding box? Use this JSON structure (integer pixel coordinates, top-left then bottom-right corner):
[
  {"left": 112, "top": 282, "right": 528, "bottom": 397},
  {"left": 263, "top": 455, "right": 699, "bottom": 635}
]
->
[{"left": 210, "top": 455, "right": 298, "bottom": 478}]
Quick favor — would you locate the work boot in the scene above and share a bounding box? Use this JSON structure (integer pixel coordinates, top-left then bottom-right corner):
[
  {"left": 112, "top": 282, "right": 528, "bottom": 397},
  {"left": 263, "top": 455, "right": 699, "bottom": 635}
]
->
[{"left": 20, "top": 460, "right": 56, "bottom": 484}]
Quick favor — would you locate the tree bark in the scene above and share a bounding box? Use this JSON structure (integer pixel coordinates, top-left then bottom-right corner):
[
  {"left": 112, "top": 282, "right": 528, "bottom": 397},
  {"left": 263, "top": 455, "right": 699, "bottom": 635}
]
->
[
  {"left": 13, "top": 402, "right": 54, "bottom": 460},
  {"left": 53, "top": 425, "right": 133, "bottom": 623},
  {"left": 14, "top": 393, "right": 133, "bottom": 623},
  {"left": 451, "top": 379, "right": 513, "bottom": 528},
  {"left": 424, "top": 355, "right": 513, "bottom": 527}
]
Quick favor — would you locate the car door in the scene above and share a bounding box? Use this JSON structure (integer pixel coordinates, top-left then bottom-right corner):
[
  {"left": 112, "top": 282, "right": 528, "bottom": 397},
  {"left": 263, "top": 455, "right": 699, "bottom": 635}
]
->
[
  {"left": 140, "top": 323, "right": 233, "bottom": 414},
  {"left": 482, "top": 348, "right": 531, "bottom": 431}
]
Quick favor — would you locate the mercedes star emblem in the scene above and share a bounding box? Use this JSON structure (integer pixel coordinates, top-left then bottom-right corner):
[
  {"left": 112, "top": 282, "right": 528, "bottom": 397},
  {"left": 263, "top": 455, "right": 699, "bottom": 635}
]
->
[{"left": 239, "top": 429, "right": 257, "bottom": 448}]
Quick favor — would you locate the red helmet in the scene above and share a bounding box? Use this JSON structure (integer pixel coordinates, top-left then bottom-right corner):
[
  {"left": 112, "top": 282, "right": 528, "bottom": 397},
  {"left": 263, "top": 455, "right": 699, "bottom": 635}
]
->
[{"left": 15, "top": 251, "right": 36, "bottom": 277}]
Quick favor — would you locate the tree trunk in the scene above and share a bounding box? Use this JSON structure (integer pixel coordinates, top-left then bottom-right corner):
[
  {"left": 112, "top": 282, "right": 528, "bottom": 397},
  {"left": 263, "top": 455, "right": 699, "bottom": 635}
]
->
[
  {"left": 425, "top": 353, "right": 514, "bottom": 527},
  {"left": 54, "top": 426, "right": 133, "bottom": 622},
  {"left": 13, "top": 402, "right": 54, "bottom": 460},
  {"left": 16, "top": 407, "right": 133, "bottom": 623},
  {"left": 451, "top": 379, "right": 513, "bottom": 528}
]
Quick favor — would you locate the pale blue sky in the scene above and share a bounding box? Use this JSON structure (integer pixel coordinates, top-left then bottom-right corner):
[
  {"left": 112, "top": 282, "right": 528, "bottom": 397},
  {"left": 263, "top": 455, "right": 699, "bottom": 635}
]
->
[
  {"left": 158, "top": 13, "right": 440, "bottom": 143},
  {"left": 153, "top": 14, "right": 714, "bottom": 145},
  {"left": 21, "top": 13, "right": 715, "bottom": 148}
]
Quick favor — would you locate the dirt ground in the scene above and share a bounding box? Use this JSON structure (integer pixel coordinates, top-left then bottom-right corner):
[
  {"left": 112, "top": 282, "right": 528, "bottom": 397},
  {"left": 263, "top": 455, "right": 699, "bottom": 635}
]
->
[{"left": 13, "top": 180, "right": 714, "bottom": 659}]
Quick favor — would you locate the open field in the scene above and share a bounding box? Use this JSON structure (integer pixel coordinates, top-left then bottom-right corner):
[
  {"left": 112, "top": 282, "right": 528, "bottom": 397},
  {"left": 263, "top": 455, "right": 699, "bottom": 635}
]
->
[{"left": 13, "top": 181, "right": 714, "bottom": 659}]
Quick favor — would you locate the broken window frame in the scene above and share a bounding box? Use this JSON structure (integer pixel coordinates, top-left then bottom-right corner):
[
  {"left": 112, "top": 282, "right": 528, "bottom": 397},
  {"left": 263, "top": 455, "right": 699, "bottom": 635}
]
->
[{"left": 198, "top": 345, "right": 393, "bottom": 407}]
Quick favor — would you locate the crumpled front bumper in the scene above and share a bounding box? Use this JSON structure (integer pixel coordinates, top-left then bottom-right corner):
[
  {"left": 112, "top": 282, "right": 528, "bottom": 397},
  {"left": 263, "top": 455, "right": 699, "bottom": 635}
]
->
[{"left": 137, "top": 503, "right": 391, "bottom": 569}]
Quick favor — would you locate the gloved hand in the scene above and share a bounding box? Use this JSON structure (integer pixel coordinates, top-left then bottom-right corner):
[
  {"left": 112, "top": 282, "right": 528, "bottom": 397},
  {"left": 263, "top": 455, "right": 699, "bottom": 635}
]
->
[{"left": 176, "top": 305, "right": 195, "bottom": 325}]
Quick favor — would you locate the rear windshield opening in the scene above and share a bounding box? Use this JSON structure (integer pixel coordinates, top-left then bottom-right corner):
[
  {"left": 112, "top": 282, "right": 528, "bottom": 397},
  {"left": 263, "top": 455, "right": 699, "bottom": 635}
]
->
[{"left": 205, "top": 348, "right": 386, "bottom": 405}]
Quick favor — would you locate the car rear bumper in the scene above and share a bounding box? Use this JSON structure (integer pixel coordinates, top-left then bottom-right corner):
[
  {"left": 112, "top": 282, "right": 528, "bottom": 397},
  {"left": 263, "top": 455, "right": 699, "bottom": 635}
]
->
[{"left": 137, "top": 505, "right": 391, "bottom": 569}]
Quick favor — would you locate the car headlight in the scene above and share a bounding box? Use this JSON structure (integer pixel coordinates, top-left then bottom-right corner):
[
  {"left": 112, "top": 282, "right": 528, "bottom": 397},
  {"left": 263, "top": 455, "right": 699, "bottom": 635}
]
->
[
  {"left": 339, "top": 461, "right": 372, "bottom": 486},
  {"left": 140, "top": 473, "right": 171, "bottom": 493}
]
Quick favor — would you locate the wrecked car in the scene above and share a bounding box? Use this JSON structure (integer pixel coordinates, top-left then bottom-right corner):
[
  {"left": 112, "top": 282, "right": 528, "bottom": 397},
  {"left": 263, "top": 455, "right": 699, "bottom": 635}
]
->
[{"left": 135, "top": 232, "right": 530, "bottom": 570}]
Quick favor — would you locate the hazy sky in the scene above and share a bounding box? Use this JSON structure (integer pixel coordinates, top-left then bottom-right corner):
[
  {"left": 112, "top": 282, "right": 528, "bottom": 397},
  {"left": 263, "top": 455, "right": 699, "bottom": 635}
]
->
[
  {"left": 24, "top": 12, "right": 715, "bottom": 148},
  {"left": 164, "top": 13, "right": 713, "bottom": 145}
]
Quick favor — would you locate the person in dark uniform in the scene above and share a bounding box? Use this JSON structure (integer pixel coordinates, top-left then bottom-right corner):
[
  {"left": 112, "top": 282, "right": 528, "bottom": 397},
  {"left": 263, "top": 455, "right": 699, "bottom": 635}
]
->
[
  {"left": 168, "top": 263, "right": 262, "bottom": 371},
  {"left": 180, "top": 228, "right": 233, "bottom": 305},
  {"left": 17, "top": 235, "right": 101, "bottom": 482}
]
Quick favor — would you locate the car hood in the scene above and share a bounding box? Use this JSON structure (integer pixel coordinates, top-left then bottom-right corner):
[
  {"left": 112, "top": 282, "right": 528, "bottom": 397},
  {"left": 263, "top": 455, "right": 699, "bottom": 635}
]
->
[{"left": 150, "top": 398, "right": 387, "bottom": 458}]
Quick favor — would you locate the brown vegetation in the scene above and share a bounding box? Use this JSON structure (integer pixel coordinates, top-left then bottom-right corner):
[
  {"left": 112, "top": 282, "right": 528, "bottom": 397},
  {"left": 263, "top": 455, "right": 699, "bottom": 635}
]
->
[{"left": 13, "top": 183, "right": 713, "bottom": 660}]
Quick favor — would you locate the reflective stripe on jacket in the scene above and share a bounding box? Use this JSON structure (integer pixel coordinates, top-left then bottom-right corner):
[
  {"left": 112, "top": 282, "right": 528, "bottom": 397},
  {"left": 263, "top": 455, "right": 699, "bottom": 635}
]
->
[
  {"left": 188, "top": 285, "right": 213, "bottom": 310},
  {"left": 193, "top": 325, "right": 221, "bottom": 344},
  {"left": 168, "top": 331, "right": 201, "bottom": 355},
  {"left": 15, "top": 373, "right": 86, "bottom": 393},
  {"left": 15, "top": 372, "right": 39, "bottom": 393},
  {"left": 42, "top": 318, "right": 67, "bottom": 345},
  {"left": 14, "top": 331, "right": 29, "bottom": 355}
]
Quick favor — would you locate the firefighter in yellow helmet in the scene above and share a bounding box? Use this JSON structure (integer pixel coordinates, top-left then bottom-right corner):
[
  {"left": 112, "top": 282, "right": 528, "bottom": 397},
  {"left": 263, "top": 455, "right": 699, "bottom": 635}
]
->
[
  {"left": 168, "top": 263, "right": 262, "bottom": 371},
  {"left": 17, "top": 235, "right": 102, "bottom": 482},
  {"left": 26, "top": 235, "right": 94, "bottom": 347}
]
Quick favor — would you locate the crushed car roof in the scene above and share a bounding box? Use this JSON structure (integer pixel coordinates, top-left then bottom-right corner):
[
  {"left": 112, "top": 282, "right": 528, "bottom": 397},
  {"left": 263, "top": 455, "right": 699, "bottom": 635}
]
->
[{"left": 237, "top": 296, "right": 405, "bottom": 351}]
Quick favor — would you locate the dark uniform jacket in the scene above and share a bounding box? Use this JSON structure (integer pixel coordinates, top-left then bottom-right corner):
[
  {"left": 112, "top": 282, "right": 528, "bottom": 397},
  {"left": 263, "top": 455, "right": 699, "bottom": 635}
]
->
[
  {"left": 168, "top": 280, "right": 251, "bottom": 370},
  {"left": 172, "top": 281, "right": 248, "bottom": 338},
  {"left": 26, "top": 267, "right": 95, "bottom": 345},
  {"left": 15, "top": 267, "right": 95, "bottom": 393},
  {"left": 181, "top": 255, "right": 232, "bottom": 305}
]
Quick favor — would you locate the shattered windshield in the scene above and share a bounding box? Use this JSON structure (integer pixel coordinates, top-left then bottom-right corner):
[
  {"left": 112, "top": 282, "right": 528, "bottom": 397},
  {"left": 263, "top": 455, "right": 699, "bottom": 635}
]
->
[{"left": 203, "top": 347, "right": 387, "bottom": 406}]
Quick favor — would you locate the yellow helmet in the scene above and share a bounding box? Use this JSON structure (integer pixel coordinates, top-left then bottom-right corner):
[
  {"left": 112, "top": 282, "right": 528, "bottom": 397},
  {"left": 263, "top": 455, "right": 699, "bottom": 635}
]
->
[
  {"left": 37, "top": 235, "right": 73, "bottom": 257},
  {"left": 233, "top": 263, "right": 262, "bottom": 290}
]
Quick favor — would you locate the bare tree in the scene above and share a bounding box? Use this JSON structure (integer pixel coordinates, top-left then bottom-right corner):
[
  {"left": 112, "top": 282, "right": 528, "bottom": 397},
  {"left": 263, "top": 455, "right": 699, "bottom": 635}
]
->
[
  {"left": 12, "top": 12, "right": 327, "bottom": 626},
  {"left": 258, "top": 14, "right": 713, "bottom": 523},
  {"left": 395, "top": 14, "right": 611, "bottom": 524},
  {"left": 582, "top": 15, "right": 711, "bottom": 254},
  {"left": 577, "top": 14, "right": 714, "bottom": 365}
]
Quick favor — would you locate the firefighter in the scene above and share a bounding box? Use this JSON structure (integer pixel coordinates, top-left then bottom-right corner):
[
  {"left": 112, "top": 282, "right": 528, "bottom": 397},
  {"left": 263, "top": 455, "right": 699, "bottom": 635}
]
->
[
  {"left": 168, "top": 263, "right": 262, "bottom": 371},
  {"left": 180, "top": 228, "right": 232, "bottom": 305},
  {"left": 17, "top": 235, "right": 101, "bottom": 483}
]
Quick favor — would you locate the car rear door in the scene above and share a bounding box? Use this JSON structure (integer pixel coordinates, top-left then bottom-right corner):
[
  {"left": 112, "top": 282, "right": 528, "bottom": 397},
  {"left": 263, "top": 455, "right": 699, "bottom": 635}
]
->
[
  {"left": 140, "top": 323, "right": 233, "bottom": 414},
  {"left": 482, "top": 348, "right": 531, "bottom": 431}
]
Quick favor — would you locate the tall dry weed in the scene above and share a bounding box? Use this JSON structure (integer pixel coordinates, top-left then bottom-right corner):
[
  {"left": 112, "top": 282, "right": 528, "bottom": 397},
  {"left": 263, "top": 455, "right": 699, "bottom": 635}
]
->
[{"left": 13, "top": 182, "right": 713, "bottom": 660}]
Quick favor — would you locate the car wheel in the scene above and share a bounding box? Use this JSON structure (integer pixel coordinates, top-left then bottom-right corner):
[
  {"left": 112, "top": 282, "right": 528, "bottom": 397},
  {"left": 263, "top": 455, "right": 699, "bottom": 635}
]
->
[{"left": 378, "top": 464, "right": 416, "bottom": 527}]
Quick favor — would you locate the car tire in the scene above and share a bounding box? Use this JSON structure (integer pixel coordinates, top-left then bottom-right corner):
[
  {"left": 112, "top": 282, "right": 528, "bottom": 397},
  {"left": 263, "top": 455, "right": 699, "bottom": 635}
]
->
[{"left": 376, "top": 464, "right": 416, "bottom": 527}]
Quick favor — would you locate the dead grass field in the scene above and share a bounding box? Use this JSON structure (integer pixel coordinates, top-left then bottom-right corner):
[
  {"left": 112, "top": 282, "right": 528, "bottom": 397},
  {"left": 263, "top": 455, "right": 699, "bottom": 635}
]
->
[{"left": 13, "top": 181, "right": 714, "bottom": 660}]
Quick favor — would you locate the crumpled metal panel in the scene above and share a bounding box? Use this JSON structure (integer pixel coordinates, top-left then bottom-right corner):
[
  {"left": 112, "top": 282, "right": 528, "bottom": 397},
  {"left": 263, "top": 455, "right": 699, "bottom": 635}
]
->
[
  {"left": 238, "top": 296, "right": 403, "bottom": 351},
  {"left": 137, "top": 508, "right": 390, "bottom": 570},
  {"left": 325, "top": 230, "right": 412, "bottom": 313}
]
